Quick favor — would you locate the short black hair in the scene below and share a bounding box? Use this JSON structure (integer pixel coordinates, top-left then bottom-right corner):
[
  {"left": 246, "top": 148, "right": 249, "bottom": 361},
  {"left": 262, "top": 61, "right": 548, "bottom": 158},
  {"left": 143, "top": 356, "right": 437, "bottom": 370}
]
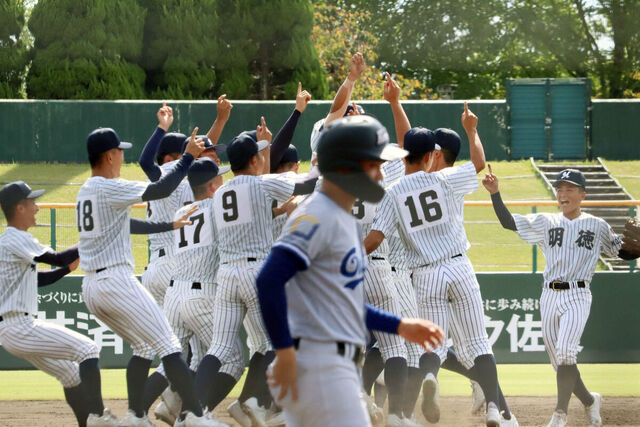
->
[
  {"left": 275, "top": 161, "right": 297, "bottom": 172},
  {"left": 442, "top": 148, "right": 457, "bottom": 165},
  {"left": 89, "top": 151, "right": 105, "bottom": 168},
  {"left": 405, "top": 151, "right": 429, "bottom": 165},
  {"left": 1, "top": 200, "right": 24, "bottom": 222},
  {"left": 190, "top": 180, "right": 211, "bottom": 199},
  {"left": 157, "top": 152, "right": 179, "bottom": 166}
]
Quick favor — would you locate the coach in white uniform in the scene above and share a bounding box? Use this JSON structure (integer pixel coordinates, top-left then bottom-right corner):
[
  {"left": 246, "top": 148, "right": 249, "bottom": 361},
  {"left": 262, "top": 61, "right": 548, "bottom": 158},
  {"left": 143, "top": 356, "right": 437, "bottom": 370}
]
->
[
  {"left": 256, "top": 115, "right": 444, "bottom": 427},
  {"left": 484, "top": 167, "right": 638, "bottom": 427},
  {"left": 77, "top": 126, "right": 222, "bottom": 427}
]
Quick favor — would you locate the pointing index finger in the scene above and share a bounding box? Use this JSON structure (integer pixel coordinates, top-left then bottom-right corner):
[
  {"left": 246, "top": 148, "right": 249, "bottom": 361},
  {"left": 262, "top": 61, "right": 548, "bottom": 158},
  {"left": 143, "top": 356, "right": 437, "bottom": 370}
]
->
[
  {"left": 297, "top": 82, "right": 302, "bottom": 94},
  {"left": 191, "top": 127, "right": 199, "bottom": 139},
  {"left": 488, "top": 164, "right": 493, "bottom": 175},
  {"left": 464, "top": 101, "right": 469, "bottom": 114}
]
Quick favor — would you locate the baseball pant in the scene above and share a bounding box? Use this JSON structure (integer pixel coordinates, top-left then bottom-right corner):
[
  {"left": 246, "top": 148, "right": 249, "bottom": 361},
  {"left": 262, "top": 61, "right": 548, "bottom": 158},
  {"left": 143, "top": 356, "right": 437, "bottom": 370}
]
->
[
  {"left": 0, "top": 313, "right": 99, "bottom": 388},
  {"left": 141, "top": 255, "right": 174, "bottom": 308},
  {"left": 269, "top": 339, "right": 371, "bottom": 427},
  {"left": 364, "top": 260, "right": 407, "bottom": 361},
  {"left": 391, "top": 268, "right": 425, "bottom": 368},
  {"left": 82, "top": 265, "right": 181, "bottom": 360},
  {"left": 540, "top": 286, "right": 592, "bottom": 370},
  {"left": 206, "top": 260, "right": 271, "bottom": 362},
  {"left": 413, "top": 254, "right": 492, "bottom": 369}
]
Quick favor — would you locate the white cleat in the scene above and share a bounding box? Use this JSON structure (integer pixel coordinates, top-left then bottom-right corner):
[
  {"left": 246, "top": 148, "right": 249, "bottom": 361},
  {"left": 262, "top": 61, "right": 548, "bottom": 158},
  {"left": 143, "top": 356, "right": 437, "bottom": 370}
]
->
[
  {"left": 585, "top": 392, "right": 602, "bottom": 427},
  {"left": 118, "top": 409, "right": 153, "bottom": 427},
  {"left": 183, "top": 412, "right": 229, "bottom": 427},
  {"left": 361, "top": 392, "right": 384, "bottom": 426},
  {"left": 386, "top": 413, "right": 404, "bottom": 427},
  {"left": 155, "top": 401, "right": 177, "bottom": 426},
  {"left": 241, "top": 397, "right": 269, "bottom": 427},
  {"left": 227, "top": 400, "right": 251, "bottom": 427},
  {"left": 400, "top": 415, "right": 423, "bottom": 427},
  {"left": 470, "top": 380, "right": 486, "bottom": 414},
  {"left": 546, "top": 410, "right": 567, "bottom": 427},
  {"left": 161, "top": 387, "right": 182, "bottom": 419},
  {"left": 421, "top": 373, "right": 440, "bottom": 424},
  {"left": 486, "top": 402, "right": 500, "bottom": 427},
  {"left": 87, "top": 408, "right": 119, "bottom": 427},
  {"left": 265, "top": 408, "right": 286, "bottom": 427},
  {"left": 376, "top": 370, "right": 386, "bottom": 387},
  {"left": 500, "top": 411, "right": 519, "bottom": 427}
]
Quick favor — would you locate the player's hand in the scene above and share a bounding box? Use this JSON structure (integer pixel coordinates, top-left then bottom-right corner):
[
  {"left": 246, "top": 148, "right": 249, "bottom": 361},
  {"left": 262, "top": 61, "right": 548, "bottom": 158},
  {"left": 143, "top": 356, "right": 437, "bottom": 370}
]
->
[
  {"left": 157, "top": 101, "right": 173, "bottom": 131},
  {"left": 184, "top": 127, "right": 205, "bottom": 158},
  {"left": 461, "top": 101, "right": 478, "bottom": 134},
  {"left": 346, "top": 102, "right": 360, "bottom": 116},
  {"left": 295, "top": 82, "right": 312, "bottom": 113},
  {"left": 482, "top": 164, "right": 500, "bottom": 195},
  {"left": 257, "top": 116, "right": 272, "bottom": 143},
  {"left": 268, "top": 347, "right": 298, "bottom": 402},
  {"left": 216, "top": 94, "right": 233, "bottom": 122},
  {"left": 173, "top": 204, "right": 198, "bottom": 229},
  {"left": 281, "top": 196, "right": 299, "bottom": 217},
  {"left": 383, "top": 72, "right": 401, "bottom": 104},
  {"left": 348, "top": 52, "right": 366, "bottom": 81},
  {"left": 397, "top": 318, "right": 444, "bottom": 352},
  {"left": 68, "top": 257, "right": 80, "bottom": 272}
]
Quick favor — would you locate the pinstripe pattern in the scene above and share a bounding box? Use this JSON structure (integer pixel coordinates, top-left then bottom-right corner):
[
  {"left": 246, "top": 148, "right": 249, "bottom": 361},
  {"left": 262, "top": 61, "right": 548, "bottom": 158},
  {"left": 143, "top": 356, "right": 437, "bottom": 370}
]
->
[
  {"left": 141, "top": 259, "right": 174, "bottom": 307},
  {"left": 413, "top": 255, "right": 492, "bottom": 369},
  {"left": 391, "top": 268, "right": 424, "bottom": 368},
  {"left": 373, "top": 162, "right": 478, "bottom": 268},
  {"left": 364, "top": 260, "right": 406, "bottom": 361},
  {"left": 0, "top": 227, "right": 49, "bottom": 316},
  {"left": 213, "top": 174, "right": 295, "bottom": 264},
  {"left": 387, "top": 232, "right": 409, "bottom": 271},
  {"left": 77, "top": 177, "right": 149, "bottom": 271},
  {"left": 206, "top": 261, "right": 271, "bottom": 360},
  {"left": 0, "top": 315, "right": 99, "bottom": 387},
  {"left": 82, "top": 266, "right": 181, "bottom": 359},
  {"left": 309, "top": 119, "right": 324, "bottom": 157}
]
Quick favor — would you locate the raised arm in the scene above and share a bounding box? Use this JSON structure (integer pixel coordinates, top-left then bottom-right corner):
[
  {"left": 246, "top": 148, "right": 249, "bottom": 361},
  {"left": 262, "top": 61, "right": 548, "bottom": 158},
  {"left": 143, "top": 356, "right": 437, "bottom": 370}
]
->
[
  {"left": 139, "top": 102, "right": 174, "bottom": 182},
  {"left": 482, "top": 165, "right": 516, "bottom": 231},
  {"left": 324, "top": 52, "right": 366, "bottom": 128},
  {"left": 461, "top": 102, "right": 486, "bottom": 173},
  {"left": 38, "top": 258, "right": 79, "bottom": 288},
  {"left": 205, "top": 94, "right": 233, "bottom": 145},
  {"left": 270, "top": 83, "right": 310, "bottom": 171},
  {"left": 384, "top": 72, "right": 410, "bottom": 148},
  {"left": 257, "top": 116, "right": 272, "bottom": 175},
  {"left": 130, "top": 205, "right": 198, "bottom": 234}
]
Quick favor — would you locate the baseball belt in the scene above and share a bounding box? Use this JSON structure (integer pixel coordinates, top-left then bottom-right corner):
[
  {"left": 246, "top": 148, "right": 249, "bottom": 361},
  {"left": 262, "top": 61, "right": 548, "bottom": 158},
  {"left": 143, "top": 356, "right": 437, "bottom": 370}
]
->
[{"left": 548, "top": 281, "right": 586, "bottom": 290}]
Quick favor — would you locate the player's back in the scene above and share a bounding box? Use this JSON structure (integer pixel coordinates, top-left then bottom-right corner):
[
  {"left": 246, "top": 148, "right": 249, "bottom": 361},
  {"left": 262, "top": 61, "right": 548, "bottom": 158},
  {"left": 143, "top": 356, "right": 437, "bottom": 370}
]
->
[
  {"left": 213, "top": 174, "right": 293, "bottom": 264},
  {"left": 275, "top": 192, "right": 368, "bottom": 347},
  {"left": 171, "top": 198, "right": 219, "bottom": 283}
]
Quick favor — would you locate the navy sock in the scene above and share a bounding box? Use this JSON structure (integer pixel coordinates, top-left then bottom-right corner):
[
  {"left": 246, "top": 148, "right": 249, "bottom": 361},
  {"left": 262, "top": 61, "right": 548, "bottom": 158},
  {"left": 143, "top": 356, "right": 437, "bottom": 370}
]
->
[
  {"left": 472, "top": 354, "right": 499, "bottom": 408},
  {"left": 127, "top": 356, "right": 152, "bottom": 417},
  {"left": 195, "top": 354, "right": 222, "bottom": 410},
  {"left": 162, "top": 352, "right": 202, "bottom": 417},
  {"left": 442, "top": 348, "right": 476, "bottom": 380},
  {"left": 556, "top": 364, "right": 579, "bottom": 413},
  {"left": 207, "top": 373, "right": 238, "bottom": 411},
  {"left": 239, "top": 353, "right": 264, "bottom": 403},
  {"left": 403, "top": 366, "right": 426, "bottom": 418},
  {"left": 573, "top": 370, "right": 594, "bottom": 407},
  {"left": 79, "top": 358, "right": 104, "bottom": 416},
  {"left": 142, "top": 371, "right": 169, "bottom": 413},
  {"left": 419, "top": 352, "right": 441, "bottom": 377},
  {"left": 362, "top": 348, "right": 384, "bottom": 395},
  {"left": 64, "top": 384, "right": 88, "bottom": 427},
  {"left": 385, "top": 357, "right": 408, "bottom": 417},
  {"left": 257, "top": 351, "right": 275, "bottom": 408}
]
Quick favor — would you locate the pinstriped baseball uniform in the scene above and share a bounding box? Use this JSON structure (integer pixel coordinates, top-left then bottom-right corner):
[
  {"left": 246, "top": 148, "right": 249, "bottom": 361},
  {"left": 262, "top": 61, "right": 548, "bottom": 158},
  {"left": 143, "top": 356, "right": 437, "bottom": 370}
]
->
[
  {"left": 77, "top": 177, "right": 181, "bottom": 359},
  {"left": 0, "top": 227, "right": 99, "bottom": 388},
  {"left": 142, "top": 160, "right": 194, "bottom": 306},
  {"left": 513, "top": 212, "right": 621, "bottom": 368},
  {"left": 373, "top": 161, "right": 491, "bottom": 368},
  {"left": 206, "top": 173, "right": 295, "bottom": 360}
]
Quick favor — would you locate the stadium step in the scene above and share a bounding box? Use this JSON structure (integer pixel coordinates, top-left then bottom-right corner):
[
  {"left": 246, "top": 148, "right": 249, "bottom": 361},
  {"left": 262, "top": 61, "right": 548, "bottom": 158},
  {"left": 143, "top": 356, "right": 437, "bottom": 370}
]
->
[{"left": 531, "top": 157, "right": 638, "bottom": 272}]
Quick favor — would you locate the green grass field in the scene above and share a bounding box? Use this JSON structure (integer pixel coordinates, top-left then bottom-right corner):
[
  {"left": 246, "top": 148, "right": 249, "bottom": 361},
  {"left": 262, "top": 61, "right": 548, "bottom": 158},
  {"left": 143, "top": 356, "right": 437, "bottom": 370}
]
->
[
  {"left": 1, "top": 364, "right": 638, "bottom": 400},
  {"left": 0, "top": 159, "right": 638, "bottom": 274}
]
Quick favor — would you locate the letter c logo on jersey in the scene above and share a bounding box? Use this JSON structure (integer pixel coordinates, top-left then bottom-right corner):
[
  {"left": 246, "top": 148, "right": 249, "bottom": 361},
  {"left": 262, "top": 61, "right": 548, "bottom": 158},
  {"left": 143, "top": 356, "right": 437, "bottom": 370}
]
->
[{"left": 341, "top": 247, "right": 364, "bottom": 290}]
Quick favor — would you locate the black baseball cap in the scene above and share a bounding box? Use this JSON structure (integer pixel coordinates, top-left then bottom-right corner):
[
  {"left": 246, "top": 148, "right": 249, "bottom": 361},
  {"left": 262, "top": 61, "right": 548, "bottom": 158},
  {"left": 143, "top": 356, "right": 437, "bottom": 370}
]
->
[
  {"left": 181, "top": 135, "right": 227, "bottom": 154},
  {"left": 86, "top": 128, "right": 132, "bottom": 157},
  {"left": 0, "top": 181, "right": 45, "bottom": 209},
  {"left": 227, "top": 133, "right": 269, "bottom": 170},
  {"left": 553, "top": 169, "right": 586, "bottom": 189},
  {"left": 187, "top": 158, "right": 231, "bottom": 186},
  {"left": 404, "top": 127, "right": 439, "bottom": 155},
  {"left": 279, "top": 145, "right": 299, "bottom": 164},
  {"left": 344, "top": 104, "right": 365, "bottom": 116},
  {"left": 433, "top": 128, "right": 461, "bottom": 157},
  {"left": 158, "top": 133, "right": 187, "bottom": 157}
]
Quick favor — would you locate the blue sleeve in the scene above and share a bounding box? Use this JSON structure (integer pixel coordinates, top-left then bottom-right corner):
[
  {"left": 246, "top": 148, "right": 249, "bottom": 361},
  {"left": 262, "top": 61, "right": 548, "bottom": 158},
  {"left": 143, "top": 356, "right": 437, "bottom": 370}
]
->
[
  {"left": 365, "top": 303, "right": 401, "bottom": 334},
  {"left": 256, "top": 246, "right": 307, "bottom": 349},
  {"left": 33, "top": 245, "right": 79, "bottom": 267},
  {"left": 270, "top": 109, "right": 301, "bottom": 172},
  {"left": 37, "top": 267, "right": 71, "bottom": 287},
  {"left": 141, "top": 153, "right": 194, "bottom": 202},
  {"left": 129, "top": 218, "right": 174, "bottom": 234},
  {"left": 138, "top": 127, "right": 166, "bottom": 182}
]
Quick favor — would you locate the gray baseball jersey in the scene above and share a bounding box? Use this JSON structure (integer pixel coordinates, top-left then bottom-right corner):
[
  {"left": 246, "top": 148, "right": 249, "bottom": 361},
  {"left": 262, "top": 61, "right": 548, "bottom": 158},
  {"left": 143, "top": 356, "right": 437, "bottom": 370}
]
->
[
  {"left": 373, "top": 161, "right": 478, "bottom": 267},
  {"left": 274, "top": 191, "right": 368, "bottom": 346},
  {"left": 0, "top": 227, "right": 49, "bottom": 316}
]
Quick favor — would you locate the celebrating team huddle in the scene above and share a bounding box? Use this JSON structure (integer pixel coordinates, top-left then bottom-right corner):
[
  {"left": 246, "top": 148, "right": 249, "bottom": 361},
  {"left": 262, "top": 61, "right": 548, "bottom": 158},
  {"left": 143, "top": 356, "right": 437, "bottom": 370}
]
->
[{"left": 0, "top": 53, "right": 639, "bottom": 427}]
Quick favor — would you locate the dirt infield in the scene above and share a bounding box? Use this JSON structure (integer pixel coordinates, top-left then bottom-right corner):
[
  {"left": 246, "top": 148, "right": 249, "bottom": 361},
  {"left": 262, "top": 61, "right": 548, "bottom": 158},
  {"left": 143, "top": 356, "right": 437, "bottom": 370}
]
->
[{"left": 0, "top": 396, "right": 638, "bottom": 426}]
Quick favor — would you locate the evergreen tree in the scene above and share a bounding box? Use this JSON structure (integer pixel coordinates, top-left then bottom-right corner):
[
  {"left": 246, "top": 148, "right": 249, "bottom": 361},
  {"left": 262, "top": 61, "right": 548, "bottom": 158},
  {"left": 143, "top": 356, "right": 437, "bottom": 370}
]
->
[{"left": 0, "top": 0, "right": 28, "bottom": 98}]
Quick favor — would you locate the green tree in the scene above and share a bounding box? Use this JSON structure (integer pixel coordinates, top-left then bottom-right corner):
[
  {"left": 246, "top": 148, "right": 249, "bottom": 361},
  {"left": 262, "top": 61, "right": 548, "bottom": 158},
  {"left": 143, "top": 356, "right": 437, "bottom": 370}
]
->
[
  {"left": 27, "top": 0, "right": 147, "bottom": 99},
  {"left": 0, "top": 0, "right": 28, "bottom": 98},
  {"left": 138, "top": 0, "right": 219, "bottom": 99}
]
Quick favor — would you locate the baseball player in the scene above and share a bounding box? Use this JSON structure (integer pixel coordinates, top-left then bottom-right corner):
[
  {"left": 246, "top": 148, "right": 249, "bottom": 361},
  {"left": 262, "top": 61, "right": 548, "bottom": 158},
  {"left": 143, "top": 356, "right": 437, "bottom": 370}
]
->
[
  {"left": 0, "top": 181, "right": 118, "bottom": 427},
  {"left": 483, "top": 166, "right": 638, "bottom": 427},
  {"left": 364, "top": 103, "right": 505, "bottom": 427},
  {"left": 76, "top": 124, "right": 224, "bottom": 427},
  {"left": 255, "top": 115, "right": 443, "bottom": 427}
]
